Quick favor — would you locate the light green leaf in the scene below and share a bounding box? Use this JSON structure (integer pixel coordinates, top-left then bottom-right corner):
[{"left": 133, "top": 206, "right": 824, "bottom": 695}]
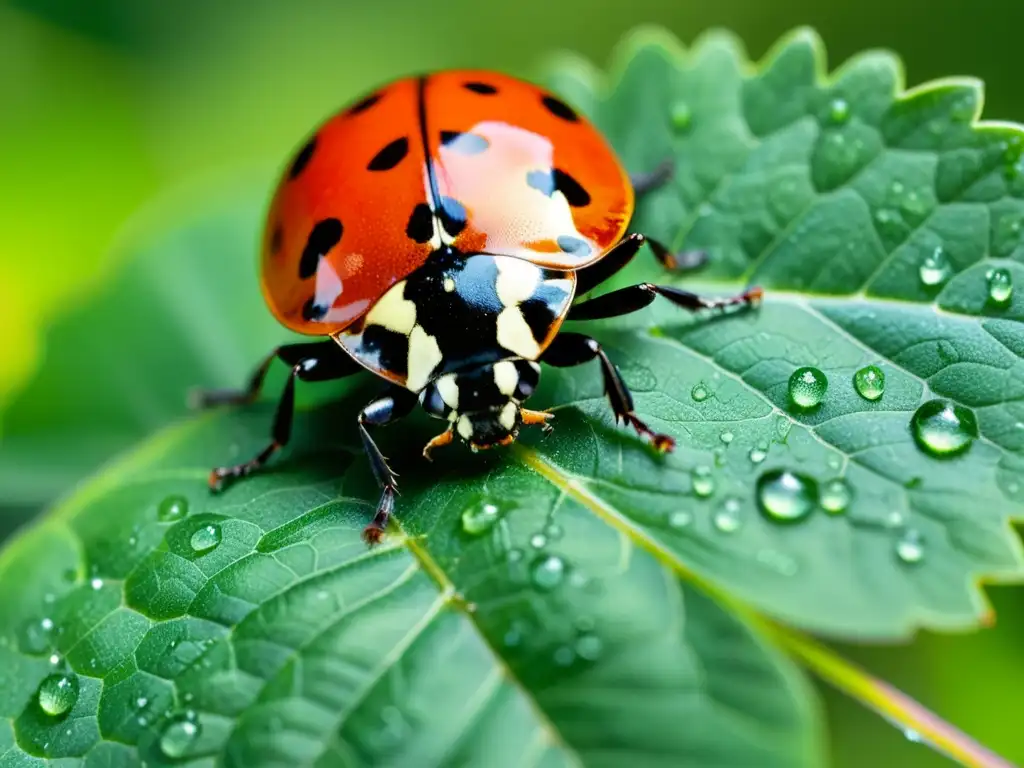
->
[{"left": 2, "top": 24, "right": 1023, "bottom": 765}]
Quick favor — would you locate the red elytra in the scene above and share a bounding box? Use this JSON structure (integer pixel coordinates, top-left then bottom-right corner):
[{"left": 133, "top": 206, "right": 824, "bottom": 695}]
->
[{"left": 260, "top": 70, "right": 634, "bottom": 336}]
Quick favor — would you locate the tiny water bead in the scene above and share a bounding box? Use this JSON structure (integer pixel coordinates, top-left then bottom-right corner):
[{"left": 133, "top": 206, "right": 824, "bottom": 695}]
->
[
  {"left": 37, "top": 673, "right": 79, "bottom": 717},
  {"left": 159, "top": 714, "right": 201, "bottom": 759},
  {"left": 529, "top": 534, "right": 547, "bottom": 549},
  {"left": 910, "top": 399, "right": 978, "bottom": 458},
  {"left": 919, "top": 247, "right": 951, "bottom": 287},
  {"left": 461, "top": 500, "right": 502, "bottom": 535},
  {"left": 691, "top": 383, "right": 709, "bottom": 402},
  {"left": 574, "top": 634, "right": 603, "bottom": 661},
  {"left": 719, "top": 430, "right": 734, "bottom": 445},
  {"left": 530, "top": 555, "right": 567, "bottom": 591},
  {"left": 668, "top": 510, "right": 693, "bottom": 530},
  {"left": 820, "top": 479, "right": 852, "bottom": 515},
  {"left": 748, "top": 442, "right": 768, "bottom": 464},
  {"left": 671, "top": 101, "right": 693, "bottom": 132},
  {"left": 713, "top": 499, "right": 742, "bottom": 533},
  {"left": 756, "top": 470, "right": 818, "bottom": 523},
  {"left": 19, "top": 617, "right": 55, "bottom": 654},
  {"left": 788, "top": 367, "right": 828, "bottom": 410},
  {"left": 895, "top": 529, "right": 925, "bottom": 564},
  {"left": 828, "top": 97, "right": 850, "bottom": 124},
  {"left": 157, "top": 495, "right": 189, "bottom": 523},
  {"left": 986, "top": 268, "right": 1013, "bottom": 306},
  {"left": 189, "top": 524, "right": 222, "bottom": 554},
  {"left": 853, "top": 365, "right": 885, "bottom": 401},
  {"left": 691, "top": 466, "right": 715, "bottom": 498}
]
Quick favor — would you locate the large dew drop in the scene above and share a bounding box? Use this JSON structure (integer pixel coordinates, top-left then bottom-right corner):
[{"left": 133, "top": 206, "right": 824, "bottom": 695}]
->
[
  {"left": 159, "top": 713, "right": 201, "bottom": 759},
  {"left": 910, "top": 399, "right": 978, "bottom": 458},
  {"left": 853, "top": 365, "right": 885, "bottom": 401},
  {"left": 189, "top": 524, "right": 222, "bottom": 554},
  {"left": 919, "top": 247, "right": 951, "bottom": 287},
  {"left": 986, "top": 268, "right": 1013, "bottom": 306},
  {"left": 530, "top": 555, "right": 566, "bottom": 591},
  {"left": 757, "top": 470, "right": 819, "bottom": 523},
  {"left": 461, "top": 500, "right": 502, "bottom": 535},
  {"left": 157, "top": 495, "right": 189, "bottom": 523},
  {"left": 788, "top": 367, "right": 828, "bottom": 410},
  {"left": 37, "top": 673, "right": 79, "bottom": 717},
  {"left": 895, "top": 529, "right": 925, "bottom": 564}
]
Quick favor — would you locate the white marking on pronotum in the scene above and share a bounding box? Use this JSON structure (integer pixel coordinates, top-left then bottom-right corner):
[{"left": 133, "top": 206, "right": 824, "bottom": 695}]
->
[
  {"left": 457, "top": 414, "right": 474, "bottom": 440},
  {"left": 497, "top": 308, "right": 540, "bottom": 358},
  {"left": 492, "top": 360, "right": 519, "bottom": 397},
  {"left": 365, "top": 281, "right": 416, "bottom": 335},
  {"left": 498, "top": 402, "right": 517, "bottom": 431},
  {"left": 495, "top": 256, "right": 542, "bottom": 307},
  {"left": 406, "top": 325, "right": 442, "bottom": 391},
  {"left": 435, "top": 373, "right": 459, "bottom": 410}
]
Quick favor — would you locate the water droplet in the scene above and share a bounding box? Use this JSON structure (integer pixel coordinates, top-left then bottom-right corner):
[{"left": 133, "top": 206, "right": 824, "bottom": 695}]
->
[
  {"left": 910, "top": 399, "right": 978, "bottom": 457},
  {"left": 189, "top": 524, "right": 222, "bottom": 554},
  {"left": 671, "top": 102, "right": 692, "bottom": 132},
  {"left": 719, "top": 430, "right": 734, "bottom": 445},
  {"left": 530, "top": 555, "right": 566, "bottom": 591},
  {"left": 712, "top": 447, "right": 726, "bottom": 467},
  {"left": 853, "top": 365, "right": 885, "bottom": 401},
  {"left": 507, "top": 548, "right": 524, "bottom": 563},
  {"left": 919, "top": 246, "right": 951, "bottom": 287},
  {"left": 788, "top": 367, "right": 828, "bottom": 409},
  {"left": 757, "top": 470, "right": 818, "bottom": 523},
  {"left": 691, "top": 383, "right": 708, "bottom": 402},
  {"left": 828, "top": 97, "right": 850, "bottom": 124},
  {"left": 895, "top": 529, "right": 925, "bottom": 564},
  {"left": 159, "top": 714, "right": 201, "bottom": 759},
  {"left": 821, "top": 479, "right": 852, "bottom": 514},
  {"left": 691, "top": 466, "right": 714, "bottom": 498},
  {"left": 748, "top": 442, "right": 768, "bottom": 464},
  {"left": 886, "top": 511, "right": 906, "bottom": 529},
  {"left": 529, "top": 533, "right": 547, "bottom": 549},
  {"left": 461, "top": 499, "right": 502, "bottom": 535},
  {"left": 553, "top": 646, "right": 576, "bottom": 666},
  {"left": 158, "top": 495, "right": 189, "bottom": 523},
  {"left": 37, "top": 673, "right": 78, "bottom": 716},
  {"left": 90, "top": 578, "right": 103, "bottom": 590},
  {"left": 986, "top": 268, "right": 1013, "bottom": 306},
  {"left": 544, "top": 523, "right": 563, "bottom": 541},
  {"left": 136, "top": 697, "right": 148, "bottom": 708},
  {"left": 574, "top": 634, "right": 603, "bottom": 661},
  {"left": 48, "top": 653, "right": 61, "bottom": 666},
  {"left": 904, "top": 727, "right": 923, "bottom": 743},
  {"left": 668, "top": 510, "right": 692, "bottom": 529},
  {"left": 713, "top": 498, "right": 742, "bottom": 533}
]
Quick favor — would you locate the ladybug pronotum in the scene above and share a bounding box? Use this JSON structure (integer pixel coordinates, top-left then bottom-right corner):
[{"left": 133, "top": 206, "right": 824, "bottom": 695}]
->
[{"left": 195, "top": 70, "right": 762, "bottom": 543}]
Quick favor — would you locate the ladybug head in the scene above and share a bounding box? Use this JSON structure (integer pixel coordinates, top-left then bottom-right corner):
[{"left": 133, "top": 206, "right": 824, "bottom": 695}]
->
[{"left": 420, "top": 360, "right": 542, "bottom": 451}]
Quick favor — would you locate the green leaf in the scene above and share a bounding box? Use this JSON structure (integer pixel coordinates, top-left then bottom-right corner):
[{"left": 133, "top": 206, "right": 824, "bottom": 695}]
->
[{"left": 2, "top": 23, "right": 1024, "bottom": 764}]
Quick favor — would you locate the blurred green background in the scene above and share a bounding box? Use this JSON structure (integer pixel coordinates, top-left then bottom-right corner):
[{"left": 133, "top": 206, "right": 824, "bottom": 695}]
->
[{"left": 1, "top": 0, "right": 1022, "bottom": 765}]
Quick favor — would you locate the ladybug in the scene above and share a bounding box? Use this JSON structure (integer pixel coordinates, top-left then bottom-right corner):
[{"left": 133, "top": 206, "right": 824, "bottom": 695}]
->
[{"left": 195, "top": 70, "right": 761, "bottom": 543}]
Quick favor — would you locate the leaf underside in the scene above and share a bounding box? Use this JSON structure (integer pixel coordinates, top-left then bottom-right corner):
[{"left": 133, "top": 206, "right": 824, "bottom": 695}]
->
[{"left": 0, "top": 24, "right": 1022, "bottom": 767}]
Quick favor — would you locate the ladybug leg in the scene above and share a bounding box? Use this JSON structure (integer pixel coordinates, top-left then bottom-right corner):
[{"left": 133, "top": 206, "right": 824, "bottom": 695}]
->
[
  {"left": 357, "top": 389, "right": 418, "bottom": 545},
  {"left": 190, "top": 341, "right": 348, "bottom": 408},
  {"left": 207, "top": 344, "right": 362, "bottom": 490},
  {"left": 542, "top": 332, "right": 675, "bottom": 452},
  {"left": 569, "top": 282, "right": 762, "bottom": 321},
  {"left": 575, "top": 235, "right": 707, "bottom": 301},
  {"left": 630, "top": 158, "right": 674, "bottom": 197}
]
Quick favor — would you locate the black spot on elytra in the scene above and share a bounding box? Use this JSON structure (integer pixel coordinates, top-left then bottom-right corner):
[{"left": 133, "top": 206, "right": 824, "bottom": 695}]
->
[
  {"left": 439, "top": 197, "right": 467, "bottom": 237},
  {"left": 526, "top": 168, "right": 591, "bottom": 207},
  {"left": 302, "top": 297, "right": 329, "bottom": 322},
  {"left": 299, "top": 218, "right": 343, "bottom": 279},
  {"left": 406, "top": 203, "right": 434, "bottom": 244},
  {"left": 556, "top": 234, "right": 590, "bottom": 257},
  {"left": 349, "top": 92, "right": 382, "bottom": 115},
  {"left": 270, "top": 225, "right": 283, "bottom": 254},
  {"left": 440, "top": 131, "right": 489, "bottom": 154},
  {"left": 367, "top": 137, "right": 409, "bottom": 171},
  {"left": 542, "top": 95, "right": 578, "bottom": 122},
  {"left": 464, "top": 81, "right": 498, "bottom": 95},
  {"left": 289, "top": 137, "right": 317, "bottom": 179},
  {"left": 520, "top": 281, "right": 569, "bottom": 343}
]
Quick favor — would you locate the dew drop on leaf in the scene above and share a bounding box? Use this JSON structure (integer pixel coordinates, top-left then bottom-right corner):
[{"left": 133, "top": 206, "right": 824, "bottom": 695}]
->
[
  {"left": 461, "top": 499, "right": 502, "bottom": 535},
  {"left": 719, "top": 430, "right": 734, "bottom": 444},
  {"left": 574, "top": 634, "right": 603, "bottom": 661},
  {"left": 895, "top": 529, "right": 925, "bottom": 564},
  {"left": 748, "top": 442, "right": 768, "bottom": 464},
  {"left": 986, "top": 268, "right": 1013, "bottom": 306},
  {"left": 544, "top": 523, "right": 563, "bottom": 541},
  {"left": 157, "top": 495, "right": 189, "bottom": 523},
  {"left": 90, "top": 578, "right": 103, "bottom": 590},
  {"left": 853, "top": 365, "right": 885, "bottom": 401},
  {"left": 507, "top": 548, "right": 524, "bottom": 563},
  {"left": 671, "top": 101, "right": 692, "bottom": 132},
  {"left": 691, "top": 466, "right": 714, "bottom": 497},
  {"left": 530, "top": 555, "right": 566, "bottom": 590},
  {"left": 691, "top": 383, "right": 708, "bottom": 402},
  {"left": 820, "top": 479, "right": 852, "bottom": 514},
  {"left": 918, "top": 246, "right": 951, "bottom": 287},
  {"left": 529, "top": 533, "right": 547, "bottom": 549},
  {"left": 189, "top": 524, "right": 222, "bottom": 554},
  {"left": 553, "top": 646, "right": 576, "bottom": 667},
  {"left": 757, "top": 469, "right": 819, "bottom": 523},
  {"left": 828, "top": 97, "right": 850, "bottom": 124},
  {"left": 19, "top": 618, "right": 54, "bottom": 655},
  {"left": 788, "top": 366, "right": 828, "bottom": 409},
  {"left": 910, "top": 399, "right": 978, "bottom": 458},
  {"left": 713, "top": 498, "right": 742, "bottom": 533},
  {"left": 37, "top": 673, "right": 78, "bottom": 717},
  {"left": 159, "top": 713, "right": 201, "bottom": 759},
  {"left": 668, "top": 510, "right": 692, "bottom": 529}
]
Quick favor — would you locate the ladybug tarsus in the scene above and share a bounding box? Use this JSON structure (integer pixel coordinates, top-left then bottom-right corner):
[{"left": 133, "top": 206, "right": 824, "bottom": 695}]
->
[
  {"left": 629, "top": 157, "right": 675, "bottom": 197},
  {"left": 422, "top": 428, "right": 455, "bottom": 461}
]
